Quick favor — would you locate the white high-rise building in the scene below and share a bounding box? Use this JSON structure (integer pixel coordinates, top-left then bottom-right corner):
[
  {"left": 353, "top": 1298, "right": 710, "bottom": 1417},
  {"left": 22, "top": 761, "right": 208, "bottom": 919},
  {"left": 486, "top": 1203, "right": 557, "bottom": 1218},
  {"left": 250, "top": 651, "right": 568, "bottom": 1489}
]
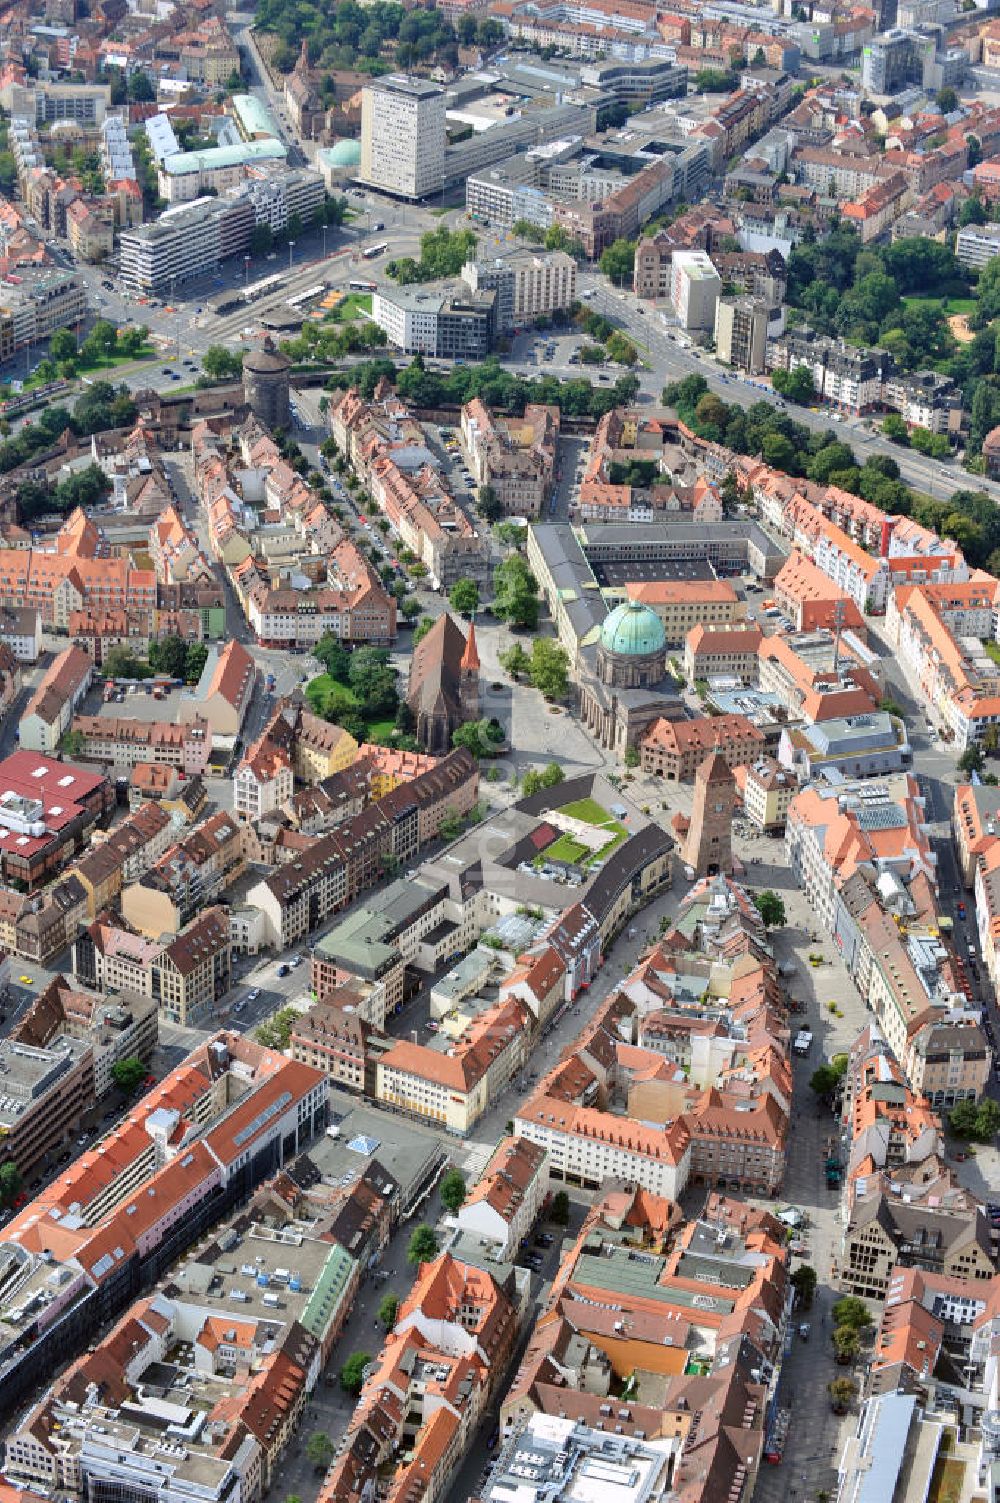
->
[
  {"left": 360, "top": 75, "right": 446, "bottom": 200},
  {"left": 670, "top": 249, "right": 722, "bottom": 332}
]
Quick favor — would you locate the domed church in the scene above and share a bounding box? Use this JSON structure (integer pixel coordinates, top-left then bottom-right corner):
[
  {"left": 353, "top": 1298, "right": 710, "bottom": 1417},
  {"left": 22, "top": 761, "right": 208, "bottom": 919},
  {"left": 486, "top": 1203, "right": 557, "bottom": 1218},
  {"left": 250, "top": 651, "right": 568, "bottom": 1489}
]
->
[
  {"left": 578, "top": 598, "right": 683, "bottom": 757},
  {"left": 596, "top": 601, "right": 667, "bottom": 688}
]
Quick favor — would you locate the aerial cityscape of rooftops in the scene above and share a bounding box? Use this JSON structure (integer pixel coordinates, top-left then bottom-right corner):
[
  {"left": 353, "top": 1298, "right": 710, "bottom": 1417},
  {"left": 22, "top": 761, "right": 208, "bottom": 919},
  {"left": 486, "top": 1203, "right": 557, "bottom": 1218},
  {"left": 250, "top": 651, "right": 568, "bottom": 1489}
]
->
[{"left": 10, "top": 3, "right": 1000, "bottom": 1503}]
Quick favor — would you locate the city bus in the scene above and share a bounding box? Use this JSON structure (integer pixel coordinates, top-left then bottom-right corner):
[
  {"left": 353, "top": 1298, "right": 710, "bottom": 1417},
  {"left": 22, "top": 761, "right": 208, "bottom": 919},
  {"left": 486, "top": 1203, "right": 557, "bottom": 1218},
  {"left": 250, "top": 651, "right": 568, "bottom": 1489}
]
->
[
  {"left": 286, "top": 284, "right": 325, "bottom": 311},
  {"left": 348, "top": 278, "right": 378, "bottom": 292},
  {"left": 244, "top": 272, "right": 286, "bottom": 304},
  {"left": 361, "top": 242, "right": 389, "bottom": 260}
]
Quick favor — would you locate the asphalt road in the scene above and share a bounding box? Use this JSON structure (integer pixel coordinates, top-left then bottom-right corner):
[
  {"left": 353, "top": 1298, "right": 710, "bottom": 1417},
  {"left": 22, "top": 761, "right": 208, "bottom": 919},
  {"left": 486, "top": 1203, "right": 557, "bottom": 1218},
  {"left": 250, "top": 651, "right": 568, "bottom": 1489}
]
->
[{"left": 580, "top": 274, "right": 999, "bottom": 506}]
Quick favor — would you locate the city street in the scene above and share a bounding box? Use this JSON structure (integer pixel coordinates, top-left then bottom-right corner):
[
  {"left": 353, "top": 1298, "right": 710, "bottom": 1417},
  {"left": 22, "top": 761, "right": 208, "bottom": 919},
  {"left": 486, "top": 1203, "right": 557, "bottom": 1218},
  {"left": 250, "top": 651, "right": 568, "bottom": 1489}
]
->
[{"left": 580, "top": 274, "right": 1000, "bottom": 506}]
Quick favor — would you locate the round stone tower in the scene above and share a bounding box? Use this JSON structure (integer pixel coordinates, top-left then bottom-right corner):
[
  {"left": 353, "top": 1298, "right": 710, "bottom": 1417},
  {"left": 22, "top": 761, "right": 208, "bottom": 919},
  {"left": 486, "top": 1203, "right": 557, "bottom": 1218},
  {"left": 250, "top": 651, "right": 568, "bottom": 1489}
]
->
[{"left": 242, "top": 336, "right": 291, "bottom": 430}]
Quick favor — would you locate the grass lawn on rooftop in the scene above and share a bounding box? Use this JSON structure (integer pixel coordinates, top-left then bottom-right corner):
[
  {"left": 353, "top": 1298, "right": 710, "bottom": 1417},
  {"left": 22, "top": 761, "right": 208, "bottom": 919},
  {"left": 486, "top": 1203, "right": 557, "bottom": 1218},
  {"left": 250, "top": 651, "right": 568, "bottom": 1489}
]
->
[
  {"left": 546, "top": 796, "right": 630, "bottom": 865},
  {"left": 545, "top": 834, "right": 592, "bottom": 864},
  {"left": 558, "top": 796, "right": 615, "bottom": 826}
]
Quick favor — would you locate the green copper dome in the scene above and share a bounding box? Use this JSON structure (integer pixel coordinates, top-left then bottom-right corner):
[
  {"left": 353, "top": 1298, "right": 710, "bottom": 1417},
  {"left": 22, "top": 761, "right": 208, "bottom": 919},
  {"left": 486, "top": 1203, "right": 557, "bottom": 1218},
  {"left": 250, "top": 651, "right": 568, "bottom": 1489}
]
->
[
  {"left": 326, "top": 138, "right": 362, "bottom": 167},
  {"left": 599, "top": 600, "right": 666, "bottom": 657}
]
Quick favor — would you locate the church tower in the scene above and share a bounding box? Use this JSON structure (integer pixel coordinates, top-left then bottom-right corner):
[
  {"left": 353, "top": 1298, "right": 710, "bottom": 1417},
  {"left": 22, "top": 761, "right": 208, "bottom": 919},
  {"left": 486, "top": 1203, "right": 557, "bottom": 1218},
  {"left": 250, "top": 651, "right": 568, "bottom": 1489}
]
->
[
  {"left": 682, "top": 752, "right": 736, "bottom": 877},
  {"left": 460, "top": 621, "right": 480, "bottom": 721}
]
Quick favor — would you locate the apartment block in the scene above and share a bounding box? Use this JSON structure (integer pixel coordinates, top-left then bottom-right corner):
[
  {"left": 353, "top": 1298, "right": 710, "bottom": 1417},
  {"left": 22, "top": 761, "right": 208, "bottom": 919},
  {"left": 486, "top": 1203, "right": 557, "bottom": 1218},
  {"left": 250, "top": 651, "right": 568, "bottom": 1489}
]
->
[
  {"left": 0, "top": 1033, "right": 327, "bottom": 1415},
  {"left": 683, "top": 623, "right": 764, "bottom": 684},
  {"left": 461, "top": 398, "right": 559, "bottom": 518},
  {"left": 626, "top": 578, "right": 742, "bottom": 646},
  {"left": 20, "top": 644, "right": 93, "bottom": 753},
  {"left": 70, "top": 715, "right": 212, "bottom": 775},
  {"left": 640, "top": 713, "right": 765, "bottom": 781},
  {"left": 120, "top": 195, "right": 254, "bottom": 292},
  {"left": 0, "top": 749, "right": 113, "bottom": 890},
  {"left": 670, "top": 249, "right": 721, "bottom": 332},
  {"left": 456, "top": 1138, "right": 548, "bottom": 1259},
  {"left": 359, "top": 75, "right": 446, "bottom": 199},
  {"left": 83, "top": 907, "right": 232, "bottom": 1027},
  {"left": 13, "top": 974, "right": 157, "bottom": 1099},
  {"left": 0, "top": 267, "right": 87, "bottom": 353},
  {"left": 461, "top": 248, "right": 577, "bottom": 332}
]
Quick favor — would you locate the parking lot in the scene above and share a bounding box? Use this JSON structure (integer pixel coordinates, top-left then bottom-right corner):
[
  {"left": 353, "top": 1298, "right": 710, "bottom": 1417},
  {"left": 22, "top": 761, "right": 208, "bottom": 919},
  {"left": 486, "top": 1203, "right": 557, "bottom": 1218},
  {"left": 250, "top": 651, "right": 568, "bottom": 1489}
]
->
[{"left": 92, "top": 681, "right": 188, "bottom": 722}]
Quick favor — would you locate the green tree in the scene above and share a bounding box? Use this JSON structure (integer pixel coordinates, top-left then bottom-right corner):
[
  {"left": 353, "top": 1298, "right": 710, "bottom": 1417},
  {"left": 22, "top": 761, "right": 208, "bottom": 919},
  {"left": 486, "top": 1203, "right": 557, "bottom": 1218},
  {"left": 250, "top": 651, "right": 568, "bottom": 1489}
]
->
[
  {"left": 128, "top": 69, "right": 155, "bottom": 101},
  {"left": 111, "top": 1057, "right": 147, "bottom": 1093},
  {"left": 407, "top": 1224, "right": 439, "bottom": 1266},
  {"left": 49, "top": 328, "right": 78, "bottom": 364},
  {"left": 606, "top": 331, "right": 639, "bottom": 366},
  {"left": 440, "top": 1167, "right": 467, "bottom": 1211},
  {"left": 400, "top": 596, "right": 422, "bottom": 621},
  {"left": 500, "top": 642, "right": 530, "bottom": 678},
  {"left": 811, "top": 1062, "right": 846, "bottom": 1098},
  {"left": 0, "top": 1161, "right": 22, "bottom": 1206},
  {"left": 959, "top": 744, "right": 985, "bottom": 775},
  {"left": 250, "top": 222, "right": 274, "bottom": 256},
  {"left": 339, "top": 1352, "right": 371, "bottom": 1395},
  {"left": 694, "top": 67, "right": 737, "bottom": 91},
  {"left": 305, "top": 1434, "right": 335, "bottom": 1473},
  {"left": 348, "top": 646, "right": 397, "bottom": 717},
  {"left": 540, "top": 761, "right": 564, "bottom": 788},
  {"left": 771, "top": 366, "right": 816, "bottom": 404},
  {"left": 451, "top": 722, "right": 487, "bottom": 758},
  {"left": 478, "top": 484, "right": 502, "bottom": 523},
  {"left": 413, "top": 617, "right": 435, "bottom": 645},
  {"left": 936, "top": 86, "right": 958, "bottom": 113},
  {"left": 378, "top": 1293, "right": 400, "bottom": 1329},
  {"left": 61, "top": 728, "right": 86, "bottom": 758},
  {"left": 829, "top": 1377, "right": 858, "bottom": 1413},
  {"left": 832, "top": 1326, "right": 860, "bottom": 1364},
  {"left": 449, "top": 579, "right": 480, "bottom": 617},
  {"left": 882, "top": 413, "right": 909, "bottom": 444},
  {"left": 184, "top": 642, "right": 208, "bottom": 682},
  {"left": 202, "top": 345, "right": 243, "bottom": 381},
  {"left": 599, "top": 237, "right": 636, "bottom": 286},
  {"left": 84, "top": 319, "right": 118, "bottom": 360},
  {"left": 790, "top": 1264, "right": 817, "bottom": 1308},
  {"left": 959, "top": 193, "right": 988, "bottom": 228},
  {"left": 254, "top": 1006, "right": 299, "bottom": 1051},
  {"left": 753, "top": 890, "right": 786, "bottom": 928},
  {"left": 624, "top": 746, "right": 640, "bottom": 768},
  {"left": 102, "top": 646, "right": 149, "bottom": 680},
  {"left": 0, "top": 151, "right": 15, "bottom": 191},
  {"left": 529, "top": 639, "right": 569, "bottom": 699},
  {"left": 550, "top": 1190, "right": 570, "bottom": 1225},
  {"left": 951, "top": 1096, "right": 1000, "bottom": 1141},
  {"left": 493, "top": 555, "right": 539, "bottom": 629},
  {"left": 833, "top": 1296, "right": 873, "bottom": 1331},
  {"left": 314, "top": 633, "right": 351, "bottom": 681},
  {"left": 148, "top": 635, "right": 188, "bottom": 680}
]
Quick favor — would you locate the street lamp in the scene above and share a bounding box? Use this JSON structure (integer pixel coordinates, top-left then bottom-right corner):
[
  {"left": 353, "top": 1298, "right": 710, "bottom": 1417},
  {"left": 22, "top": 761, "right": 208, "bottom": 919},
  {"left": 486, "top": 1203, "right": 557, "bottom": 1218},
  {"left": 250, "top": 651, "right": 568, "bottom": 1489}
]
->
[
  {"left": 322, "top": 223, "right": 328, "bottom": 259},
  {"left": 244, "top": 256, "right": 251, "bottom": 289},
  {"left": 289, "top": 240, "right": 295, "bottom": 270}
]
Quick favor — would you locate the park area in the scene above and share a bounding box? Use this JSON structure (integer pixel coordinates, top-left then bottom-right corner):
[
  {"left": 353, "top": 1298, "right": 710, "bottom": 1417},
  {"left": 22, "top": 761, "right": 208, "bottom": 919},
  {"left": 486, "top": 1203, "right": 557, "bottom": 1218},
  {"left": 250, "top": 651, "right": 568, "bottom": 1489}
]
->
[
  {"left": 901, "top": 293, "right": 977, "bottom": 344},
  {"left": 544, "top": 797, "right": 628, "bottom": 867}
]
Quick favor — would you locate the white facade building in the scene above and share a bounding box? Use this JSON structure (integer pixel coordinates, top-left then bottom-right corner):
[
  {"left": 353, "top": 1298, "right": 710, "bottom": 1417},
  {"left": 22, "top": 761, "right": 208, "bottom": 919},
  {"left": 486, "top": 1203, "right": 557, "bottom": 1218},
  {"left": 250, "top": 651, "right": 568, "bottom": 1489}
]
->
[
  {"left": 669, "top": 249, "right": 721, "bottom": 331},
  {"left": 360, "top": 75, "right": 446, "bottom": 200}
]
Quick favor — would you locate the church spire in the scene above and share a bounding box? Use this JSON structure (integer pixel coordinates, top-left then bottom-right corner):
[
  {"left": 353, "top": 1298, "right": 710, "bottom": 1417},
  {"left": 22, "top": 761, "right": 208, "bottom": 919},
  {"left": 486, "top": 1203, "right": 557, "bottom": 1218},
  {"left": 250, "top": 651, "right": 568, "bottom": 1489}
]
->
[{"left": 461, "top": 620, "right": 480, "bottom": 673}]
